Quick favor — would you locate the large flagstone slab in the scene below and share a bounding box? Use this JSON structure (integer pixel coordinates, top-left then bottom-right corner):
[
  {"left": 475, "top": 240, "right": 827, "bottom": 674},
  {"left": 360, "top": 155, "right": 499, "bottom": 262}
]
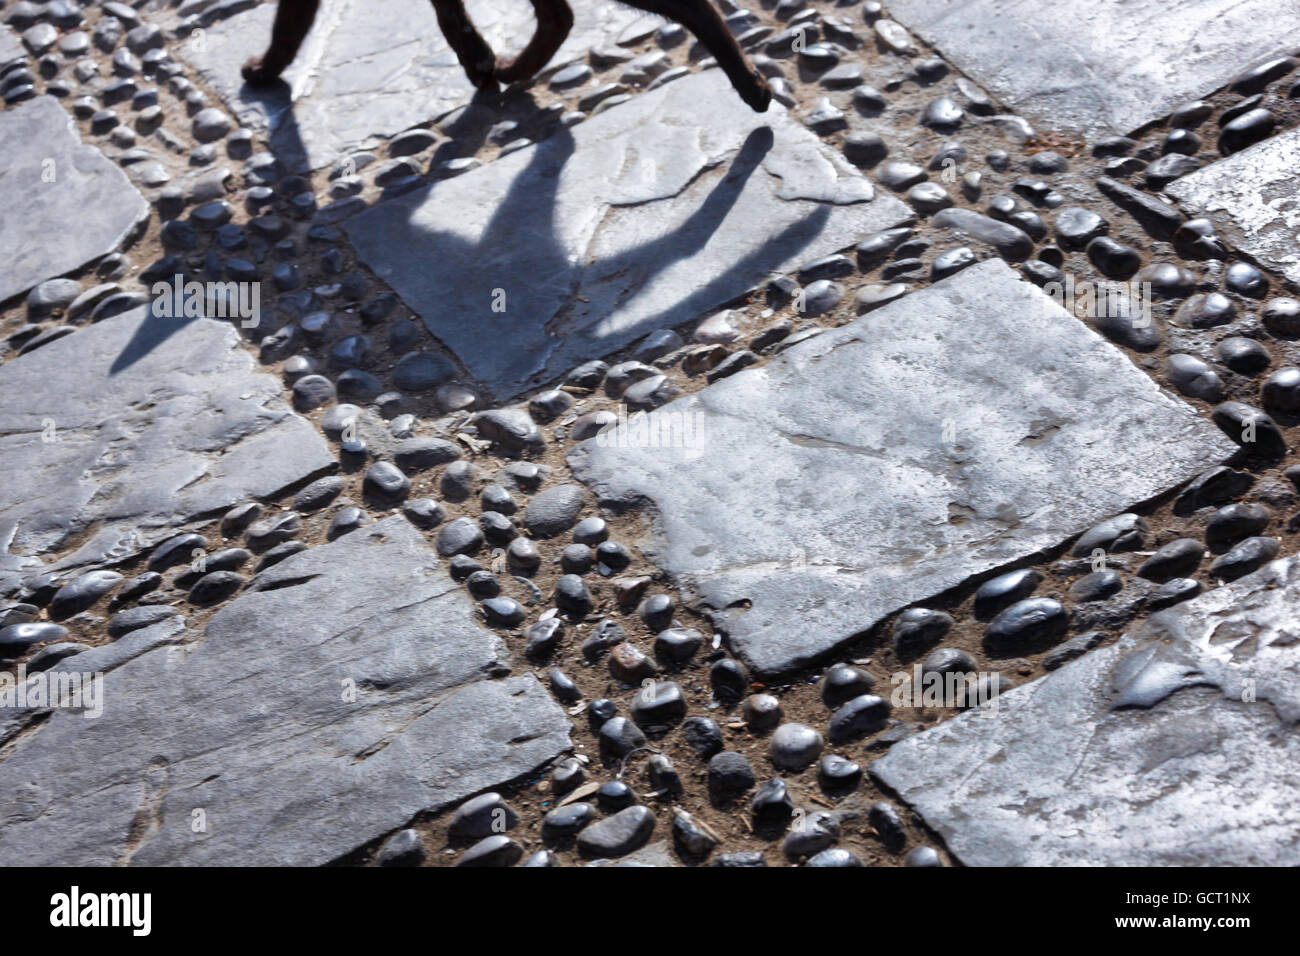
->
[
  {"left": 888, "top": 0, "right": 1300, "bottom": 138},
  {"left": 180, "top": 0, "right": 648, "bottom": 170},
  {"left": 0, "top": 517, "right": 572, "bottom": 866},
  {"left": 871, "top": 555, "right": 1300, "bottom": 866},
  {"left": 1166, "top": 126, "right": 1300, "bottom": 287},
  {"left": 0, "top": 96, "right": 148, "bottom": 303},
  {"left": 346, "top": 68, "right": 912, "bottom": 399},
  {"left": 569, "top": 259, "right": 1235, "bottom": 676},
  {"left": 0, "top": 307, "right": 336, "bottom": 575}
]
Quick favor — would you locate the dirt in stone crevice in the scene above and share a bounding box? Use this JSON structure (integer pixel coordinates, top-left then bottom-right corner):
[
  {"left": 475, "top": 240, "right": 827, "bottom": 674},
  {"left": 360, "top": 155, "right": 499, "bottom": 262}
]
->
[{"left": 6, "top": 0, "right": 1300, "bottom": 866}]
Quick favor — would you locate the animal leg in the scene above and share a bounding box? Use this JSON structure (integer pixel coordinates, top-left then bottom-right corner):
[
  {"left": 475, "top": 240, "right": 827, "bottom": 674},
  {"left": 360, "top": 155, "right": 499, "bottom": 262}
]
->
[
  {"left": 495, "top": 0, "right": 575, "bottom": 84},
  {"left": 242, "top": 0, "right": 322, "bottom": 84},
  {"left": 430, "top": 0, "right": 500, "bottom": 91},
  {"left": 619, "top": 0, "right": 770, "bottom": 111}
]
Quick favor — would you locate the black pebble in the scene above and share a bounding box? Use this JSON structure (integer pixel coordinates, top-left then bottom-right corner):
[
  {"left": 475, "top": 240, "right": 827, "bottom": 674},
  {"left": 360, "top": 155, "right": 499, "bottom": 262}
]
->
[
  {"left": 974, "top": 568, "right": 1042, "bottom": 618},
  {"left": 681, "top": 716, "right": 724, "bottom": 758},
  {"left": 710, "top": 658, "right": 748, "bottom": 703},
  {"left": 1137, "top": 538, "right": 1203, "bottom": 582},
  {"left": 983, "top": 597, "right": 1068, "bottom": 655},
  {"left": 709, "top": 751, "right": 756, "bottom": 800}
]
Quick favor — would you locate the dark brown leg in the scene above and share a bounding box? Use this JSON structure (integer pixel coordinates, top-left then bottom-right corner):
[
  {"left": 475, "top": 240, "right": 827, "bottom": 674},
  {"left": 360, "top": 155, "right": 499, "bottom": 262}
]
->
[
  {"left": 430, "top": 0, "right": 499, "bottom": 91},
  {"left": 242, "top": 0, "right": 321, "bottom": 84},
  {"left": 619, "top": 0, "right": 770, "bottom": 111},
  {"left": 495, "top": 0, "right": 574, "bottom": 84}
]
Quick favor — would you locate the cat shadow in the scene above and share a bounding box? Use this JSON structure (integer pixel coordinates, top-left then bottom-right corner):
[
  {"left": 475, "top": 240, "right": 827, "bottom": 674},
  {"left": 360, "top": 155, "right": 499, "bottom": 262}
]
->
[{"left": 114, "top": 71, "right": 831, "bottom": 389}]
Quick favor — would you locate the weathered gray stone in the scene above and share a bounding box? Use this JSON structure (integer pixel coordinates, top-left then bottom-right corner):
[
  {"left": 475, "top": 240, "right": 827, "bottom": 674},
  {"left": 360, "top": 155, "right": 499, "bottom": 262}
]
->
[
  {"left": 0, "top": 307, "right": 335, "bottom": 572},
  {"left": 0, "top": 528, "right": 45, "bottom": 599},
  {"left": 524, "top": 484, "right": 586, "bottom": 538},
  {"left": 872, "top": 555, "right": 1300, "bottom": 866},
  {"left": 585, "top": 838, "right": 679, "bottom": 867},
  {"left": 570, "top": 260, "right": 1234, "bottom": 675},
  {"left": 180, "top": 0, "right": 647, "bottom": 171},
  {"left": 347, "top": 70, "right": 911, "bottom": 399},
  {"left": 931, "top": 207, "right": 1032, "bottom": 261},
  {"left": 888, "top": 0, "right": 1300, "bottom": 137},
  {"left": 0, "top": 96, "right": 147, "bottom": 303},
  {"left": 1166, "top": 128, "right": 1300, "bottom": 287},
  {"left": 0, "top": 24, "right": 23, "bottom": 66},
  {"left": 0, "top": 615, "right": 189, "bottom": 754},
  {"left": 0, "top": 517, "right": 571, "bottom": 865},
  {"left": 577, "top": 804, "right": 656, "bottom": 858}
]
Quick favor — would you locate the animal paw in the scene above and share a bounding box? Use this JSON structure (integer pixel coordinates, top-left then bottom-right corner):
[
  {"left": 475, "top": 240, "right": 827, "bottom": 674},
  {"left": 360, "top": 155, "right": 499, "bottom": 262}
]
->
[
  {"left": 241, "top": 55, "right": 281, "bottom": 86},
  {"left": 742, "top": 69, "right": 773, "bottom": 113}
]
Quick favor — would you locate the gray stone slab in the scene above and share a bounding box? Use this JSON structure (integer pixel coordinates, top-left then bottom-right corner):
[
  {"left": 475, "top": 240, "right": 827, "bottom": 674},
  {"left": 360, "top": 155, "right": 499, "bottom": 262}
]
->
[
  {"left": 0, "top": 616, "right": 188, "bottom": 742},
  {"left": 888, "top": 0, "right": 1300, "bottom": 138},
  {"left": 569, "top": 260, "right": 1235, "bottom": 676},
  {"left": 0, "top": 306, "right": 336, "bottom": 572},
  {"left": 1166, "top": 127, "right": 1300, "bottom": 287},
  {"left": 0, "top": 24, "right": 23, "bottom": 66},
  {"left": 871, "top": 555, "right": 1300, "bottom": 866},
  {"left": 347, "top": 69, "right": 912, "bottom": 399},
  {"left": 586, "top": 839, "right": 679, "bottom": 866},
  {"left": 0, "top": 526, "right": 45, "bottom": 600},
  {"left": 180, "top": 0, "right": 647, "bottom": 171},
  {"left": 0, "top": 516, "right": 572, "bottom": 866},
  {"left": 0, "top": 96, "right": 148, "bottom": 303}
]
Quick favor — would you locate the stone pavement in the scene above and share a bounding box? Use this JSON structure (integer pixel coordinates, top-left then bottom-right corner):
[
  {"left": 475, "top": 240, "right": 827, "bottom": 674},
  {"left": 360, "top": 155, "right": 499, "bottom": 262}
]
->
[
  {"left": 887, "top": 0, "right": 1300, "bottom": 139},
  {"left": 1, "top": 0, "right": 1300, "bottom": 867},
  {"left": 0, "top": 306, "right": 335, "bottom": 578},
  {"left": 871, "top": 554, "right": 1300, "bottom": 866},
  {"left": 347, "top": 69, "right": 912, "bottom": 399},
  {"left": 0, "top": 95, "right": 148, "bottom": 302},
  {"left": 0, "top": 517, "right": 570, "bottom": 865},
  {"left": 181, "top": 0, "right": 649, "bottom": 171},
  {"left": 1167, "top": 127, "right": 1300, "bottom": 287},
  {"left": 570, "top": 259, "right": 1235, "bottom": 676}
]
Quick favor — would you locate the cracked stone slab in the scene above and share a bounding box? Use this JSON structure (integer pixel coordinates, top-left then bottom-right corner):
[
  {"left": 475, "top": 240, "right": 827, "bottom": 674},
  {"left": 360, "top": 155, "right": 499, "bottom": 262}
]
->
[
  {"left": 180, "top": 0, "right": 648, "bottom": 171},
  {"left": 0, "top": 306, "right": 336, "bottom": 576},
  {"left": 0, "top": 96, "right": 148, "bottom": 304},
  {"left": 871, "top": 555, "right": 1300, "bottom": 866},
  {"left": 569, "top": 259, "right": 1235, "bottom": 676},
  {"left": 0, "top": 517, "right": 572, "bottom": 866},
  {"left": 887, "top": 0, "right": 1300, "bottom": 138},
  {"left": 347, "top": 68, "right": 912, "bottom": 400},
  {"left": 1166, "top": 127, "right": 1300, "bottom": 287}
]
